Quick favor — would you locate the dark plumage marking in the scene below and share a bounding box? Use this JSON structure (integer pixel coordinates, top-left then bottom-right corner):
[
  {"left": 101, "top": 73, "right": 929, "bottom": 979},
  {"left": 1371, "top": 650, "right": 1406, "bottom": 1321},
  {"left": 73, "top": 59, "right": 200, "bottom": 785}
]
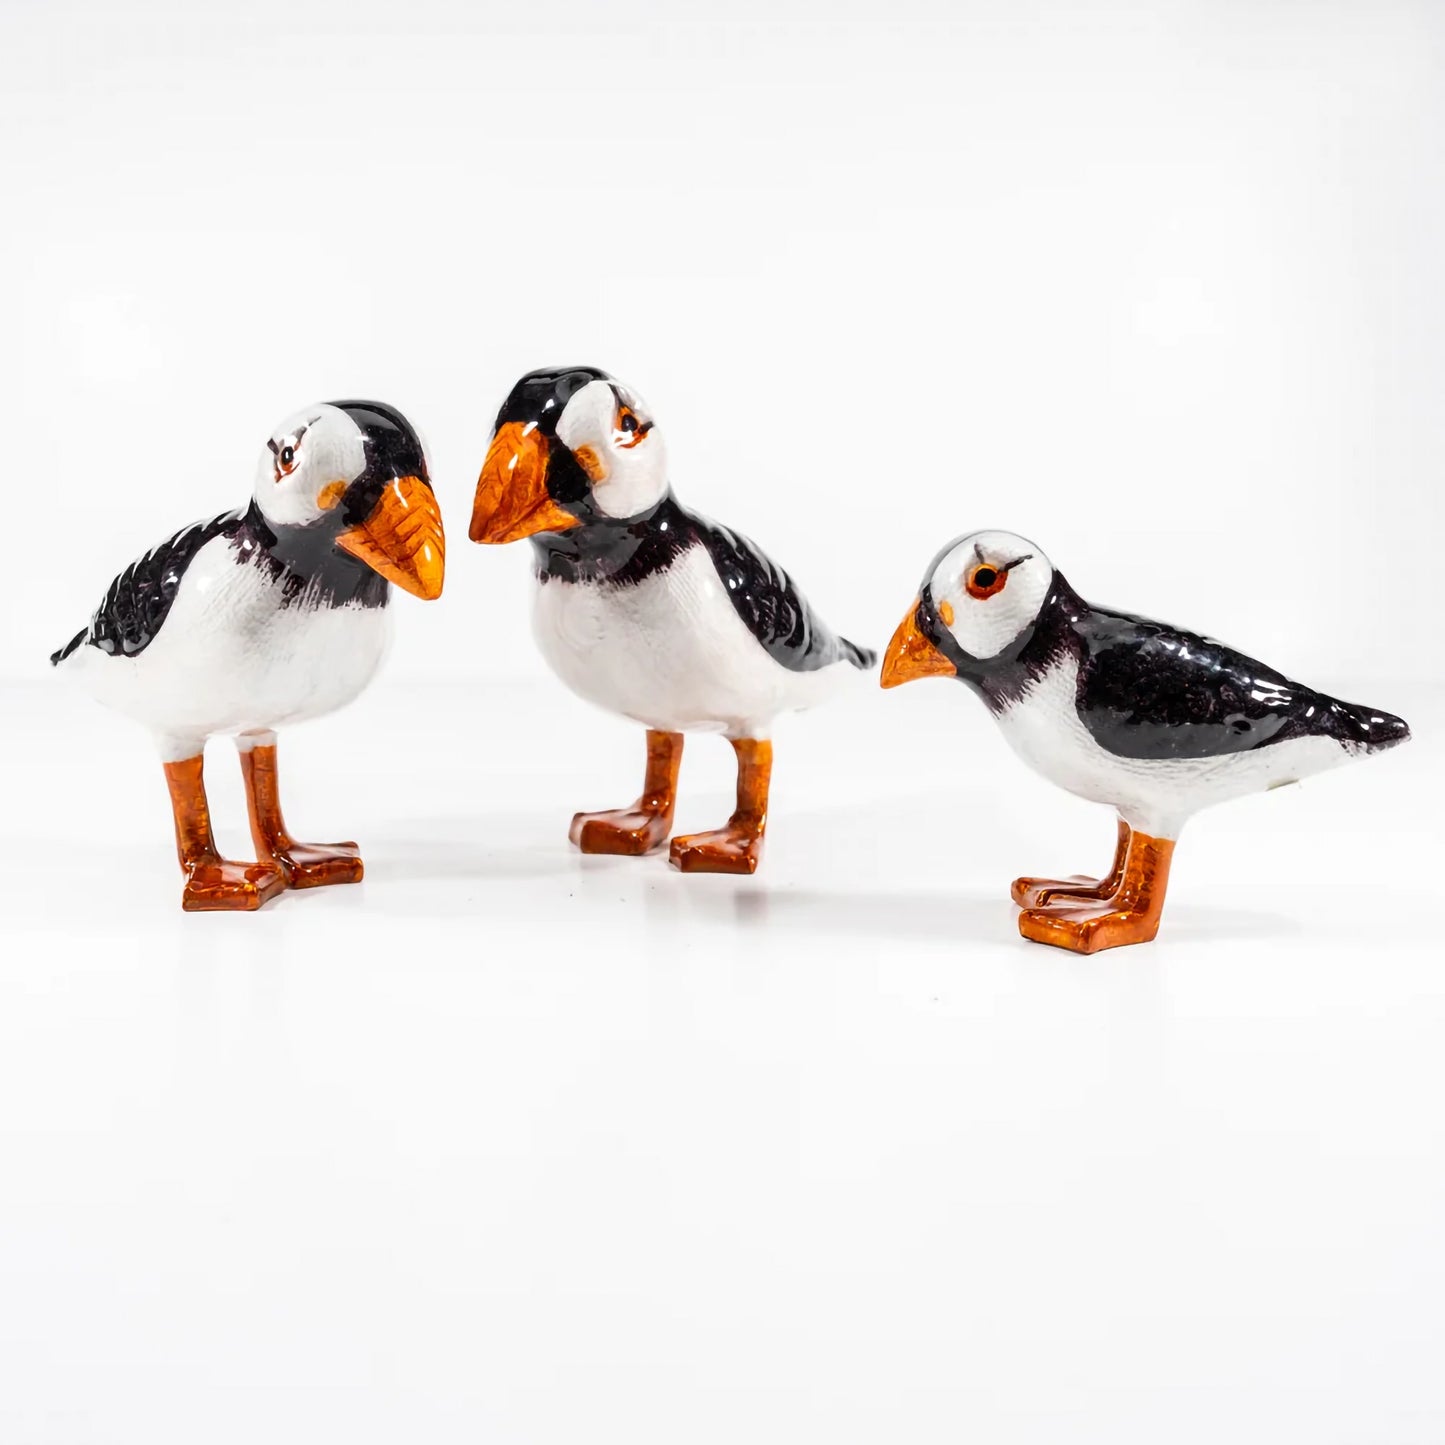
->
[
  {"left": 530, "top": 492, "right": 694, "bottom": 586},
  {"left": 690, "top": 509, "right": 874, "bottom": 673},
  {"left": 326, "top": 399, "right": 432, "bottom": 529},
  {"left": 50, "top": 401, "right": 433, "bottom": 667},
  {"left": 919, "top": 572, "right": 1408, "bottom": 760},
  {"left": 494, "top": 367, "right": 611, "bottom": 440},
  {"left": 1070, "top": 600, "right": 1410, "bottom": 759},
  {"left": 498, "top": 365, "right": 872, "bottom": 673},
  {"left": 235, "top": 503, "right": 390, "bottom": 611},
  {"left": 529, "top": 492, "right": 874, "bottom": 674},
  {"left": 50, "top": 628, "right": 88, "bottom": 666},
  {"left": 51, "top": 503, "right": 389, "bottom": 666},
  {"left": 51, "top": 509, "right": 245, "bottom": 664}
]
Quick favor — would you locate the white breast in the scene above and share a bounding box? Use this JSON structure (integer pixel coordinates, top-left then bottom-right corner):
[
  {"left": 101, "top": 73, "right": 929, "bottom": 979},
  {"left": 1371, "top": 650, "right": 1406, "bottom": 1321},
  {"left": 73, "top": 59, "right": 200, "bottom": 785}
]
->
[
  {"left": 62, "top": 534, "right": 393, "bottom": 759},
  {"left": 531, "top": 544, "right": 855, "bottom": 738},
  {"left": 994, "top": 655, "right": 1351, "bottom": 838}
]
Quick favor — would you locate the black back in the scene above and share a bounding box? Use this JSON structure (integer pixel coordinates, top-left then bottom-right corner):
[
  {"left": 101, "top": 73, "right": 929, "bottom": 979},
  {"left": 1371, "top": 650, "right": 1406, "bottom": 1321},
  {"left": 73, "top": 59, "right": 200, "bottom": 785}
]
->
[
  {"left": 50, "top": 399, "right": 431, "bottom": 666},
  {"left": 530, "top": 493, "right": 874, "bottom": 674},
  {"left": 500, "top": 366, "right": 873, "bottom": 673},
  {"left": 51, "top": 503, "right": 390, "bottom": 666},
  {"left": 1070, "top": 598, "right": 1408, "bottom": 758},
  {"left": 51, "top": 509, "right": 247, "bottom": 663},
  {"left": 920, "top": 573, "right": 1408, "bottom": 759},
  {"left": 692, "top": 509, "right": 874, "bottom": 673}
]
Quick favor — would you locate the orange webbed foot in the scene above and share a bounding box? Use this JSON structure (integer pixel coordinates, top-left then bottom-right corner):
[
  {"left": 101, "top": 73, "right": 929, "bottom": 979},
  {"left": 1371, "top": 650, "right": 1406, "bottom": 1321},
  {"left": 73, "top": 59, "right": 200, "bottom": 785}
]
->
[
  {"left": 668, "top": 826, "right": 764, "bottom": 875},
  {"left": 1017, "top": 898, "right": 1162, "bottom": 954},
  {"left": 165, "top": 753, "right": 286, "bottom": 914},
  {"left": 1012, "top": 873, "right": 1119, "bottom": 909},
  {"left": 667, "top": 737, "right": 771, "bottom": 876},
  {"left": 1011, "top": 820, "right": 1132, "bottom": 911},
  {"left": 570, "top": 809, "right": 672, "bottom": 855},
  {"left": 1014, "top": 828, "right": 1175, "bottom": 954},
  {"left": 569, "top": 730, "right": 683, "bottom": 858},
  {"left": 268, "top": 841, "right": 364, "bottom": 888},
  {"left": 181, "top": 859, "right": 286, "bottom": 913},
  {"left": 237, "top": 741, "right": 362, "bottom": 889}
]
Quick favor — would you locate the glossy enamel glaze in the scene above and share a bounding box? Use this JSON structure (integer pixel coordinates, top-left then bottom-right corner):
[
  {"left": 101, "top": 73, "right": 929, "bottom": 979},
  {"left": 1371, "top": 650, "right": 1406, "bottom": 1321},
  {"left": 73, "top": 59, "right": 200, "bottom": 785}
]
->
[
  {"left": 883, "top": 529, "right": 1409, "bottom": 953},
  {"left": 52, "top": 400, "right": 446, "bottom": 911},
  {"left": 471, "top": 364, "right": 875, "bottom": 874}
]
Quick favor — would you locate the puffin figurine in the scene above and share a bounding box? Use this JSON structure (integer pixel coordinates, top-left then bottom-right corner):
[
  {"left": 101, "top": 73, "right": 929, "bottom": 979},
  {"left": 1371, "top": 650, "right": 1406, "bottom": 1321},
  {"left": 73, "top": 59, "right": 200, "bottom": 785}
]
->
[
  {"left": 881, "top": 530, "right": 1410, "bottom": 953},
  {"left": 469, "top": 366, "right": 874, "bottom": 874},
  {"left": 52, "top": 400, "right": 446, "bottom": 912}
]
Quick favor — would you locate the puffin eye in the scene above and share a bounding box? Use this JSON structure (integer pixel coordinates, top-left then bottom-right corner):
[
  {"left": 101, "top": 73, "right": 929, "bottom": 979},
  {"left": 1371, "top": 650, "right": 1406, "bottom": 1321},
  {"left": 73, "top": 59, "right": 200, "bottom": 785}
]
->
[
  {"left": 274, "top": 441, "right": 300, "bottom": 481},
  {"left": 269, "top": 421, "right": 310, "bottom": 481},
  {"left": 615, "top": 404, "right": 649, "bottom": 446},
  {"left": 966, "top": 563, "right": 1007, "bottom": 600}
]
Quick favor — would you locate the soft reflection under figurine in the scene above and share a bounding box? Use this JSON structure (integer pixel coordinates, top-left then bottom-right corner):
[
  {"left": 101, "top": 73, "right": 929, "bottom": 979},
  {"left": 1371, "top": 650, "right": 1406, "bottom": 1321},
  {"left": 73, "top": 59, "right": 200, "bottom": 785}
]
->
[{"left": 51, "top": 401, "right": 446, "bottom": 912}]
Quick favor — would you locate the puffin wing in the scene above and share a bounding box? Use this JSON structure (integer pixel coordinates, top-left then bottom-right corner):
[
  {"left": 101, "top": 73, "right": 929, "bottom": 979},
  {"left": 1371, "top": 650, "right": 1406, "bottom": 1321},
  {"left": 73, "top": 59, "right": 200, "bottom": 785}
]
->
[
  {"left": 1071, "top": 606, "right": 1389, "bottom": 760},
  {"left": 688, "top": 508, "right": 874, "bottom": 673},
  {"left": 51, "top": 508, "right": 245, "bottom": 664}
]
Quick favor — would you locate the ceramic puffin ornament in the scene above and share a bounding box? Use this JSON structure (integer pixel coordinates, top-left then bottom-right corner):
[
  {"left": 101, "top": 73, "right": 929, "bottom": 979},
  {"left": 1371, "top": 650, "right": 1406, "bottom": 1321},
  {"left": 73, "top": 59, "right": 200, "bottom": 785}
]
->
[
  {"left": 882, "top": 530, "right": 1410, "bottom": 953},
  {"left": 52, "top": 400, "right": 446, "bottom": 912},
  {"left": 470, "top": 366, "right": 874, "bottom": 874}
]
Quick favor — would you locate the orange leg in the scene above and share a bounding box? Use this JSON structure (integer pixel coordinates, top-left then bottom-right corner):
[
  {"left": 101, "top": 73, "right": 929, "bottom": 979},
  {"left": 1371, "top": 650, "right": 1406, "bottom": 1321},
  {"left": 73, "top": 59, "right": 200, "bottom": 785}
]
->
[
  {"left": 669, "top": 737, "right": 771, "bottom": 876},
  {"left": 1012, "top": 818, "right": 1131, "bottom": 909},
  {"left": 1017, "top": 830, "right": 1176, "bottom": 954},
  {"left": 238, "top": 736, "right": 363, "bottom": 888},
  {"left": 570, "top": 730, "right": 684, "bottom": 856},
  {"left": 163, "top": 754, "right": 285, "bottom": 913}
]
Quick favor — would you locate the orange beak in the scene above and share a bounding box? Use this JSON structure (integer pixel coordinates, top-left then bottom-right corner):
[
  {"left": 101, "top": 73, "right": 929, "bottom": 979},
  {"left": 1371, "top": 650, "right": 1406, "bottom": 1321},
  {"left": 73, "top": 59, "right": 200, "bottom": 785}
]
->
[
  {"left": 880, "top": 600, "right": 956, "bottom": 688},
  {"left": 336, "top": 474, "right": 446, "bottom": 601},
  {"left": 470, "top": 421, "right": 580, "bottom": 544}
]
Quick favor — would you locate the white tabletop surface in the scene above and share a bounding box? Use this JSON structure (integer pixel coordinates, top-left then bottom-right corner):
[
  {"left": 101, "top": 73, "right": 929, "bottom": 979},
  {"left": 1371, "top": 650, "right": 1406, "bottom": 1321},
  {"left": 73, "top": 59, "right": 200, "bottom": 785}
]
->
[{"left": 2, "top": 672, "right": 1440, "bottom": 1443}]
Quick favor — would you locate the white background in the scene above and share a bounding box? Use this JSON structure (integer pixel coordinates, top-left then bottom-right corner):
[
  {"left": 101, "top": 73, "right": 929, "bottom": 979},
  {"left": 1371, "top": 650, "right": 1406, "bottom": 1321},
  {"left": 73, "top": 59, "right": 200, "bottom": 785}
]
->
[{"left": 2, "top": 2, "right": 1443, "bottom": 1441}]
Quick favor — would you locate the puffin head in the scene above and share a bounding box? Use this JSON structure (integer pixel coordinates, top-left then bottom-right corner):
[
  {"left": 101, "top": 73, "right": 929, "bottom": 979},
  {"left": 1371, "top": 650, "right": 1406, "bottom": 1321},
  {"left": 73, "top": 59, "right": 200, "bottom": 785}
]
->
[
  {"left": 881, "top": 529, "right": 1054, "bottom": 687},
  {"left": 252, "top": 400, "right": 446, "bottom": 600},
  {"left": 469, "top": 366, "right": 669, "bottom": 543}
]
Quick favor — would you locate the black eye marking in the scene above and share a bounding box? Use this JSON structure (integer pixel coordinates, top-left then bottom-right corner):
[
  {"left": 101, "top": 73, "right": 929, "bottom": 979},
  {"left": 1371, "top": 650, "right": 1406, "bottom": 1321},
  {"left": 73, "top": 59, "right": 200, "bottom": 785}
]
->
[
  {"left": 280, "top": 445, "right": 295, "bottom": 466},
  {"left": 615, "top": 403, "right": 651, "bottom": 447}
]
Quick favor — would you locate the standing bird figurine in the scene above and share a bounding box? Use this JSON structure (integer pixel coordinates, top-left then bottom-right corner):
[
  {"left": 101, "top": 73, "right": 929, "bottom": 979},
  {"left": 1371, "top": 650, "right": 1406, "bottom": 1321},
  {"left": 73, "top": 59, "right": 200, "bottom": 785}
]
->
[
  {"left": 881, "top": 530, "right": 1409, "bottom": 953},
  {"left": 52, "top": 401, "right": 446, "bottom": 912},
  {"left": 470, "top": 366, "right": 874, "bottom": 874}
]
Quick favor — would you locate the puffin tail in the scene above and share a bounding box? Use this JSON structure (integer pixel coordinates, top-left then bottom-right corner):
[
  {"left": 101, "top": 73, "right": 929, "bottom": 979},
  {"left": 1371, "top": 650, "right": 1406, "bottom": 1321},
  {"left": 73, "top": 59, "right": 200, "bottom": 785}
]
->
[
  {"left": 841, "top": 636, "right": 878, "bottom": 671},
  {"left": 1340, "top": 700, "right": 1410, "bottom": 753},
  {"left": 50, "top": 629, "right": 87, "bottom": 667}
]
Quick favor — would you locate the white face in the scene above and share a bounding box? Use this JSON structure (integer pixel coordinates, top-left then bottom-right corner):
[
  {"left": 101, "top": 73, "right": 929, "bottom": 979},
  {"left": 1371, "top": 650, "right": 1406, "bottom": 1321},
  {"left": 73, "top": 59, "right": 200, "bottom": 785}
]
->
[
  {"left": 554, "top": 377, "right": 669, "bottom": 520},
  {"left": 926, "top": 529, "right": 1055, "bottom": 659},
  {"left": 251, "top": 403, "right": 368, "bottom": 527}
]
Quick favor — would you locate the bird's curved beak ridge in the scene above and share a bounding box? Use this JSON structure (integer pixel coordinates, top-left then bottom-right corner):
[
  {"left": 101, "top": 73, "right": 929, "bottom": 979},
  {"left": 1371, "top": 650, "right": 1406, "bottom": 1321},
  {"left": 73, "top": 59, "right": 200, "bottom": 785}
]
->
[
  {"left": 880, "top": 600, "right": 956, "bottom": 688},
  {"left": 337, "top": 474, "right": 446, "bottom": 601},
  {"left": 470, "top": 421, "right": 580, "bottom": 544}
]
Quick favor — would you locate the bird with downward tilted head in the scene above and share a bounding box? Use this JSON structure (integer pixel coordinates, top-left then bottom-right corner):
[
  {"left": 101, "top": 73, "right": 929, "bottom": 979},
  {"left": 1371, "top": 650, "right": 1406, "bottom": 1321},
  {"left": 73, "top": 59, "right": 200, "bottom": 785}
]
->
[
  {"left": 881, "top": 530, "right": 1410, "bottom": 953},
  {"left": 52, "top": 401, "right": 446, "bottom": 912},
  {"left": 470, "top": 366, "right": 874, "bottom": 874}
]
